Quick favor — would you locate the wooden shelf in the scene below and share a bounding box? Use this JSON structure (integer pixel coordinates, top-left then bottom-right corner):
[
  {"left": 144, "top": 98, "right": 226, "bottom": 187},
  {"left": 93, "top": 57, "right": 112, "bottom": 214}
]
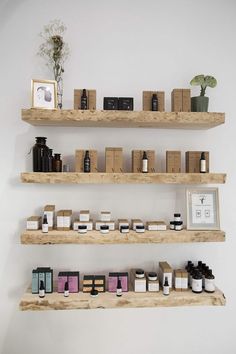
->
[
  {"left": 21, "top": 109, "right": 225, "bottom": 129},
  {"left": 19, "top": 287, "right": 225, "bottom": 311},
  {"left": 21, "top": 172, "right": 226, "bottom": 184},
  {"left": 21, "top": 229, "right": 225, "bottom": 245}
]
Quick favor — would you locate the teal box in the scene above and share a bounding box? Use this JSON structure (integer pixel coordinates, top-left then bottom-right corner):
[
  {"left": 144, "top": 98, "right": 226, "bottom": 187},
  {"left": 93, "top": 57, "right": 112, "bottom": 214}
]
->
[
  {"left": 32, "top": 270, "right": 39, "bottom": 294},
  {"left": 45, "top": 270, "right": 53, "bottom": 293}
]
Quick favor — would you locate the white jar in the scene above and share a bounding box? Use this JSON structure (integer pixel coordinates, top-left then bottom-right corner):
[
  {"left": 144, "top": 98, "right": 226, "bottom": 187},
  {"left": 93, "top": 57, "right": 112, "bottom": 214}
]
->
[
  {"left": 78, "top": 225, "right": 87, "bottom": 234},
  {"left": 136, "top": 226, "right": 145, "bottom": 233},
  {"left": 100, "top": 225, "right": 109, "bottom": 234}
]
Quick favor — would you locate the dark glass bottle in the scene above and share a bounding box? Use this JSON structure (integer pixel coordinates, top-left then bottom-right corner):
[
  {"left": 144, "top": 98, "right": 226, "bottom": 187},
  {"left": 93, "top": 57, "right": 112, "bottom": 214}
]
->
[
  {"left": 53, "top": 153, "right": 62, "bottom": 172},
  {"left": 142, "top": 151, "right": 148, "bottom": 173},
  {"left": 81, "top": 89, "right": 88, "bottom": 110},
  {"left": 33, "top": 137, "right": 48, "bottom": 172},
  {"left": 151, "top": 93, "right": 158, "bottom": 111},
  {"left": 116, "top": 278, "right": 122, "bottom": 297},
  {"left": 84, "top": 150, "right": 90, "bottom": 172},
  {"left": 48, "top": 149, "right": 53, "bottom": 172},
  {"left": 205, "top": 270, "right": 215, "bottom": 293},
  {"left": 39, "top": 280, "right": 45, "bottom": 298},
  {"left": 41, "top": 150, "right": 49, "bottom": 172}
]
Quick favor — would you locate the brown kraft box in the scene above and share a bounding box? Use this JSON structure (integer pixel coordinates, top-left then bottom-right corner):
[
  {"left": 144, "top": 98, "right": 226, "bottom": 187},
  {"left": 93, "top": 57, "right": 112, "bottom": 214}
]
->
[
  {"left": 185, "top": 151, "right": 209, "bottom": 173},
  {"left": 75, "top": 150, "right": 98, "bottom": 172},
  {"left": 74, "top": 89, "right": 96, "bottom": 110},
  {"left": 171, "top": 89, "right": 182, "bottom": 112},
  {"left": 182, "top": 89, "right": 191, "bottom": 112},
  {"left": 166, "top": 151, "right": 181, "bottom": 173},
  {"left": 142, "top": 91, "right": 165, "bottom": 111},
  {"left": 105, "top": 148, "right": 123, "bottom": 173}
]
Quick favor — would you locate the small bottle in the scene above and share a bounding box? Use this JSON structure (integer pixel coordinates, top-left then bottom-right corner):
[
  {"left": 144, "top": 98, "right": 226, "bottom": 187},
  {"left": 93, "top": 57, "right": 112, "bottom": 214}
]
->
[
  {"left": 142, "top": 151, "right": 148, "bottom": 173},
  {"left": 163, "top": 276, "right": 170, "bottom": 296},
  {"left": 84, "top": 150, "right": 91, "bottom": 173},
  {"left": 48, "top": 149, "right": 53, "bottom": 172},
  {"left": 64, "top": 281, "right": 69, "bottom": 297},
  {"left": 42, "top": 214, "right": 49, "bottom": 233},
  {"left": 81, "top": 89, "right": 88, "bottom": 110},
  {"left": 39, "top": 280, "right": 45, "bottom": 298},
  {"left": 32, "top": 137, "right": 48, "bottom": 172},
  {"left": 205, "top": 270, "right": 215, "bottom": 293},
  {"left": 151, "top": 93, "right": 158, "bottom": 111},
  {"left": 116, "top": 278, "right": 122, "bottom": 297},
  {"left": 53, "top": 153, "right": 62, "bottom": 172},
  {"left": 192, "top": 271, "right": 203, "bottom": 293},
  {"left": 200, "top": 152, "right": 207, "bottom": 173}
]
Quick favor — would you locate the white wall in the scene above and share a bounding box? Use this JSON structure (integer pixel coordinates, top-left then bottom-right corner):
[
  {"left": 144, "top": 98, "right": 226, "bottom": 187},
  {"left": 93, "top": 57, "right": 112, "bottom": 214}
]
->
[{"left": 0, "top": 0, "right": 236, "bottom": 353}]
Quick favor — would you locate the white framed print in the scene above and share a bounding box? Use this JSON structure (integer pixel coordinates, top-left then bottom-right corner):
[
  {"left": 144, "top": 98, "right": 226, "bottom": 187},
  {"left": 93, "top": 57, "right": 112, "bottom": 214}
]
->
[
  {"left": 186, "top": 188, "right": 220, "bottom": 230},
  {"left": 31, "top": 79, "right": 57, "bottom": 109}
]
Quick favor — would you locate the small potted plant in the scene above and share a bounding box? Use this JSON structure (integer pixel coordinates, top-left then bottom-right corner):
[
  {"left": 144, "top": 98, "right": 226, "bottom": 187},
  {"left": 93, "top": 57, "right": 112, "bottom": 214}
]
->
[{"left": 190, "top": 74, "right": 217, "bottom": 112}]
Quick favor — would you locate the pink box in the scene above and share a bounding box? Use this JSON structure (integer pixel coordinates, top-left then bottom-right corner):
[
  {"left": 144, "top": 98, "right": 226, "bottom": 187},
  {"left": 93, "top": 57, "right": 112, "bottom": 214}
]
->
[
  {"left": 108, "top": 272, "right": 129, "bottom": 292},
  {"left": 58, "top": 271, "right": 79, "bottom": 293}
]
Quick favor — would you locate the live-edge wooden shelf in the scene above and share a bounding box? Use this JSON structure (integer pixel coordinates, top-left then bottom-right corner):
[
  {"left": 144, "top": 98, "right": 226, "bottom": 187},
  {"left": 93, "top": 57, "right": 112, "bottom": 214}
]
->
[
  {"left": 19, "top": 287, "right": 226, "bottom": 311},
  {"left": 21, "top": 229, "right": 225, "bottom": 245},
  {"left": 21, "top": 172, "right": 226, "bottom": 184},
  {"left": 21, "top": 109, "right": 225, "bottom": 129}
]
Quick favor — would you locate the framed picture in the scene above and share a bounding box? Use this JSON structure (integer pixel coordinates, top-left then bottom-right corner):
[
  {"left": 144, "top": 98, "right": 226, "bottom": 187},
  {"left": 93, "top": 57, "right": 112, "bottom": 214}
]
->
[
  {"left": 31, "top": 79, "right": 57, "bottom": 109},
  {"left": 186, "top": 188, "right": 220, "bottom": 230}
]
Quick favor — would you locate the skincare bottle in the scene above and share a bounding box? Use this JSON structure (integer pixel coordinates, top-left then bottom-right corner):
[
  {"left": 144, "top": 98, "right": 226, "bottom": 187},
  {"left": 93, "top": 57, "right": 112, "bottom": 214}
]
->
[
  {"left": 142, "top": 151, "right": 148, "bottom": 173},
  {"left": 151, "top": 93, "right": 158, "bottom": 111},
  {"left": 39, "top": 280, "right": 45, "bottom": 298},
  {"left": 192, "top": 271, "right": 203, "bottom": 293},
  {"left": 64, "top": 281, "right": 69, "bottom": 297},
  {"left": 81, "top": 89, "right": 88, "bottom": 110},
  {"left": 42, "top": 214, "right": 49, "bottom": 233},
  {"left": 200, "top": 152, "right": 206, "bottom": 173},
  {"left": 163, "top": 276, "right": 170, "bottom": 296},
  {"left": 116, "top": 278, "right": 122, "bottom": 297},
  {"left": 205, "top": 270, "right": 215, "bottom": 293},
  {"left": 53, "top": 153, "right": 62, "bottom": 172},
  {"left": 84, "top": 150, "right": 91, "bottom": 173}
]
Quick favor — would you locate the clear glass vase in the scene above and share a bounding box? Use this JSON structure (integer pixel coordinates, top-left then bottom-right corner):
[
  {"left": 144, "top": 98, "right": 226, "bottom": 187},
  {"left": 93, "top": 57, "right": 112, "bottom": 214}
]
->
[{"left": 56, "top": 76, "right": 63, "bottom": 109}]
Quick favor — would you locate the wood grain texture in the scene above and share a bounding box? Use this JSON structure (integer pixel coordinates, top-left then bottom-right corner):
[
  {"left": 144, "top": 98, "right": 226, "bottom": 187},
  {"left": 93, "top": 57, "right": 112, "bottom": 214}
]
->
[
  {"left": 19, "top": 288, "right": 226, "bottom": 311},
  {"left": 20, "top": 229, "right": 225, "bottom": 245},
  {"left": 21, "top": 109, "right": 225, "bottom": 129},
  {"left": 21, "top": 172, "right": 227, "bottom": 184}
]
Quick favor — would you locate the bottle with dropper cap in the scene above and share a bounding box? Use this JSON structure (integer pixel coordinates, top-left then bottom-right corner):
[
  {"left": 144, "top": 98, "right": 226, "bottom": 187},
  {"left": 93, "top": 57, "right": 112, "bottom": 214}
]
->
[
  {"left": 163, "top": 276, "right": 170, "bottom": 296},
  {"left": 64, "top": 281, "right": 69, "bottom": 297},
  {"left": 39, "top": 280, "right": 45, "bottom": 298},
  {"left": 42, "top": 214, "right": 48, "bottom": 233},
  {"left": 116, "top": 278, "right": 122, "bottom": 297}
]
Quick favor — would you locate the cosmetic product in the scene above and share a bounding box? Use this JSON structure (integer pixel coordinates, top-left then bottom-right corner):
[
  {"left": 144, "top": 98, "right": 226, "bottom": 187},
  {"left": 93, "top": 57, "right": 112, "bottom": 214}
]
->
[
  {"left": 100, "top": 225, "right": 109, "bottom": 234},
  {"left": 36, "top": 267, "right": 53, "bottom": 293},
  {"left": 41, "top": 149, "right": 49, "bottom": 172},
  {"left": 58, "top": 271, "right": 79, "bottom": 293},
  {"left": 200, "top": 152, "right": 207, "bottom": 173},
  {"left": 63, "top": 164, "right": 70, "bottom": 172},
  {"left": 42, "top": 214, "right": 49, "bottom": 233},
  {"left": 171, "top": 89, "right": 191, "bottom": 112},
  {"left": 118, "top": 219, "right": 129, "bottom": 229},
  {"left": 132, "top": 150, "right": 155, "bottom": 173},
  {"left": 131, "top": 219, "right": 143, "bottom": 231},
  {"left": 146, "top": 221, "right": 167, "bottom": 231},
  {"left": 136, "top": 225, "right": 145, "bottom": 233},
  {"left": 174, "top": 269, "right": 182, "bottom": 291},
  {"left": 27, "top": 216, "right": 42, "bottom": 230},
  {"left": 159, "top": 262, "right": 173, "bottom": 289},
  {"left": 118, "top": 97, "right": 133, "bottom": 111},
  {"left": 80, "top": 210, "right": 90, "bottom": 222},
  {"left": 205, "top": 270, "right": 215, "bottom": 293},
  {"left": 33, "top": 137, "right": 49, "bottom": 172},
  {"left": 166, "top": 151, "right": 181, "bottom": 173},
  {"left": 192, "top": 271, "right": 203, "bottom": 293},
  {"left": 101, "top": 211, "right": 111, "bottom": 222},
  {"left": 181, "top": 270, "right": 188, "bottom": 290},
  {"left": 174, "top": 213, "right": 181, "bottom": 222},
  {"left": 83, "top": 150, "right": 91, "bottom": 172},
  {"left": 64, "top": 281, "right": 69, "bottom": 297},
  {"left": 108, "top": 272, "right": 129, "bottom": 292},
  {"left": 130, "top": 269, "right": 146, "bottom": 292},
  {"left": 175, "top": 221, "right": 183, "bottom": 231},
  {"left": 73, "top": 220, "right": 93, "bottom": 231},
  {"left": 57, "top": 210, "right": 72, "bottom": 231},
  {"left": 53, "top": 153, "right": 62, "bottom": 172},
  {"left": 47, "top": 149, "right": 53, "bottom": 172},
  {"left": 78, "top": 225, "right": 87, "bottom": 234},
  {"left": 103, "top": 97, "right": 119, "bottom": 110},
  {"left": 81, "top": 89, "right": 88, "bottom": 110},
  {"left": 39, "top": 280, "right": 45, "bottom": 298},
  {"left": 120, "top": 225, "right": 129, "bottom": 233},
  {"left": 116, "top": 278, "right": 123, "bottom": 297},
  {"left": 105, "top": 147, "right": 123, "bottom": 173},
  {"left": 44, "top": 205, "right": 55, "bottom": 230},
  {"left": 95, "top": 221, "right": 115, "bottom": 231},
  {"left": 170, "top": 221, "right": 175, "bottom": 230},
  {"left": 163, "top": 277, "right": 170, "bottom": 295},
  {"left": 74, "top": 89, "right": 96, "bottom": 110},
  {"left": 147, "top": 272, "right": 159, "bottom": 292},
  {"left": 185, "top": 151, "right": 209, "bottom": 173},
  {"left": 142, "top": 91, "right": 165, "bottom": 112},
  {"left": 182, "top": 89, "right": 191, "bottom": 112},
  {"left": 83, "top": 275, "right": 106, "bottom": 293},
  {"left": 151, "top": 93, "right": 158, "bottom": 111},
  {"left": 75, "top": 150, "right": 98, "bottom": 172},
  {"left": 32, "top": 270, "right": 39, "bottom": 294},
  {"left": 142, "top": 151, "right": 148, "bottom": 173}
]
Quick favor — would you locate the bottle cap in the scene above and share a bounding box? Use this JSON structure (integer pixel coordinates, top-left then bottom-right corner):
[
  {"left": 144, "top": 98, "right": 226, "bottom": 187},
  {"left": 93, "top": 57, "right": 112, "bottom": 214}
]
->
[
  {"left": 100, "top": 225, "right": 109, "bottom": 230},
  {"left": 78, "top": 225, "right": 87, "bottom": 230},
  {"left": 136, "top": 225, "right": 145, "bottom": 230},
  {"left": 174, "top": 213, "right": 181, "bottom": 217},
  {"left": 148, "top": 272, "right": 157, "bottom": 280}
]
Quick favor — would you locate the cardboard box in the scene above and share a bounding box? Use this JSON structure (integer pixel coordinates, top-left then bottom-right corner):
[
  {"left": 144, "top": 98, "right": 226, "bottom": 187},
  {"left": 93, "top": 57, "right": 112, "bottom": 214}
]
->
[
  {"left": 82, "top": 275, "right": 105, "bottom": 293},
  {"left": 73, "top": 220, "right": 93, "bottom": 231},
  {"left": 181, "top": 270, "right": 188, "bottom": 290},
  {"left": 182, "top": 89, "right": 191, "bottom": 112},
  {"left": 57, "top": 210, "right": 64, "bottom": 231},
  {"left": 131, "top": 219, "right": 143, "bottom": 231},
  {"left": 75, "top": 150, "right": 98, "bottom": 172},
  {"left": 159, "top": 261, "right": 173, "bottom": 289},
  {"left": 105, "top": 147, "right": 123, "bottom": 173},
  {"left": 74, "top": 89, "right": 96, "bottom": 110},
  {"left": 118, "top": 219, "right": 130, "bottom": 228},
  {"left": 44, "top": 205, "right": 55, "bottom": 230},
  {"left": 185, "top": 151, "right": 209, "bottom": 173},
  {"left": 146, "top": 221, "right": 167, "bottom": 231},
  {"left": 79, "top": 210, "right": 90, "bottom": 222},
  {"left": 130, "top": 269, "right": 146, "bottom": 292},
  {"left": 166, "top": 151, "right": 181, "bottom": 173},
  {"left": 171, "top": 89, "right": 182, "bottom": 112},
  {"left": 132, "top": 150, "right": 155, "bottom": 172},
  {"left": 100, "top": 211, "right": 111, "bottom": 222},
  {"left": 142, "top": 91, "right": 165, "bottom": 111},
  {"left": 174, "top": 269, "right": 182, "bottom": 291},
  {"left": 57, "top": 210, "right": 72, "bottom": 231},
  {"left": 27, "top": 216, "right": 42, "bottom": 230}
]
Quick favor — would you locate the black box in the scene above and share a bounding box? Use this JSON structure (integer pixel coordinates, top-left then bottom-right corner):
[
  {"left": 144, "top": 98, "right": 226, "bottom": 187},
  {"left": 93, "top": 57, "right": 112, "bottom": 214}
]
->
[
  {"left": 103, "top": 97, "right": 119, "bottom": 110},
  {"left": 118, "top": 97, "right": 134, "bottom": 110}
]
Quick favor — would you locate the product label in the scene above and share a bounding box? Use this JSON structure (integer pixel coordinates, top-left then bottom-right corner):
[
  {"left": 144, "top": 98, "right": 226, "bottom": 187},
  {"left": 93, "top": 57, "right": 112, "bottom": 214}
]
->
[
  {"left": 42, "top": 224, "right": 48, "bottom": 233},
  {"left": 148, "top": 282, "right": 159, "bottom": 292},
  {"left": 205, "top": 278, "right": 215, "bottom": 292},
  {"left": 142, "top": 160, "right": 148, "bottom": 172},
  {"left": 27, "top": 221, "right": 39, "bottom": 230},
  {"left": 192, "top": 278, "right": 202, "bottom": 292},
  {"left": 163, "top": 285, "right": 169, "bottom": 295},
  {"left": 200, "top": 160, "right": 206, "bottom": 172}
]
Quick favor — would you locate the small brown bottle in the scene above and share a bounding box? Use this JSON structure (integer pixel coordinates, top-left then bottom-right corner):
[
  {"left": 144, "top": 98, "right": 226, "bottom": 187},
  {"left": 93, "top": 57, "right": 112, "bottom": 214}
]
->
[{"left": 53, "top": 153, "right": 62, "bottom": 172}]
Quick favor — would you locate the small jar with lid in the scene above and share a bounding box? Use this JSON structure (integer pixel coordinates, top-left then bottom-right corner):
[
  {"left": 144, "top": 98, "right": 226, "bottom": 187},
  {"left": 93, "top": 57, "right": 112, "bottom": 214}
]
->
[
  {"left": 205, "top": 270, "right": 215, "bottom": 293},
  {"left": 120, "top": 225, "right": 129, "bottom": 234},
  {"left": 135, "top": 269, "right": 145, "bottom": 278},
  {"left": 175, "top": 221, "right": 183, "bottom": 231},
  {"left": 100, "top": 225, "right": 109, "bottom": 234},
  {"left": 174, "top": 213, "right": 181, "bottom": 222},
  {"left": 78, "top": 225, "right": 87, "bottom": 234},
  {"left": 170, "top": 221, "right": 175, "bottom": 230},
  {"left": 136, "top": 225, "right": 145, "bottom": 233},
  {"left": 192, "top": 271, "right": 203, "bottom": 293}
]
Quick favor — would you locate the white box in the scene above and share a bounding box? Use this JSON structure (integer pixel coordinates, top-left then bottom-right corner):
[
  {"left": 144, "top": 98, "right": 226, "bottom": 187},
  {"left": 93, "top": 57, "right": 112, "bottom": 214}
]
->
[
  {"left": 148, "top": 281, "right": 159, "bottom": 292},
  {"left": 73, "top": 220, "right": 93, "bottom": 231},
  {"left": 147, "top": 221, "right": 167, "bottom": 231},
  {"left": 181, "top": 271, "right": 188, "bottom": 290},
  {"left": 44, "top": 205, "right": 55, "bottom": 229},
  {"left": 132, "top": 219, "right": 143, "bottom": 231},
  {"left": 159, "top": 262, "right": 173, "bottom": 289},
  {"left": 64, "top": 216, "right": 71, "bottom": 229},
  {"left": 26, "top": 216, "right": 41, "bottom": 230},
  {"left": 57, "top": 216, "right": 64, "bottom": 228},
  {"left": 100, "top": 211, "right": 111, "bottom": 222},
  {"left": 79, "top": 210, "right": 90, "bottom": 222}
]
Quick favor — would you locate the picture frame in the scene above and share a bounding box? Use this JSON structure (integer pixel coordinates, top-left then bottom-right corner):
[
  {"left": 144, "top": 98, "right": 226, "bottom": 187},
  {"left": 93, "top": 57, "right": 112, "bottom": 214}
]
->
[
  {"left": 31, "top": 79, "right": 57, "bottom": 109},
  {"left": 186, "top": 188, "right": 220, "bottom": 230}
]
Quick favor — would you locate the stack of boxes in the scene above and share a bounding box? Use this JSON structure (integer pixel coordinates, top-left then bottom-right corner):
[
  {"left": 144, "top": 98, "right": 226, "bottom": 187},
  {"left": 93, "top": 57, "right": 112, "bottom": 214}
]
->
[
  {"left": 58, "top": 271, "right": 80, "bottom": 293},
  {"left": 32, "top": 267, "right": 53, "bottom": 294},
  {"left": 95, "top": 211, "right": 115, "bottom": 231},
  {"left": 174, "top": 269, "right": 188, "bottom": 291},
  {"left": 57, "top": 210, "right": 72, "bottom": 231},
  {"left": 73, "top": 210, "right": 93, "bottom": 231}
]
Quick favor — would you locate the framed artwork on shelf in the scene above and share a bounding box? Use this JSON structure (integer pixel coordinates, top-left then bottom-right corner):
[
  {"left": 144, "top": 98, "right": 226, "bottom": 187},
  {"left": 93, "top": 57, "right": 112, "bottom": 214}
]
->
[
  {"left": 31, "top": 79, "right": 57, "bottom": 109},
  {"left": 186, "top": 188, "right": 220, "bottom": 230}
]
